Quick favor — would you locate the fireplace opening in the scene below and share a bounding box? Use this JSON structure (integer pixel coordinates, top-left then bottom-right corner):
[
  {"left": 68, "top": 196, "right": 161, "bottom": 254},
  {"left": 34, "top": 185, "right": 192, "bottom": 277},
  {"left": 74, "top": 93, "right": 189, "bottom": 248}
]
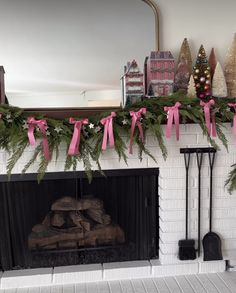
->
[{"left": 0, "top": 168, "right": 159, "bottom": 270}]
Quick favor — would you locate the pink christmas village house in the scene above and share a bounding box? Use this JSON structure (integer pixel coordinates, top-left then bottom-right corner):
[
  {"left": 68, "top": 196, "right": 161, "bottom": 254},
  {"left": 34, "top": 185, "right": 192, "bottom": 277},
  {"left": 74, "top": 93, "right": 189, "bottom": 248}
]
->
[
  {"left": 146, "top": 51, "right": 175, "bottom": 96},
  {"left": 123, "top": 60, "right": 144, "bottom": 106}
]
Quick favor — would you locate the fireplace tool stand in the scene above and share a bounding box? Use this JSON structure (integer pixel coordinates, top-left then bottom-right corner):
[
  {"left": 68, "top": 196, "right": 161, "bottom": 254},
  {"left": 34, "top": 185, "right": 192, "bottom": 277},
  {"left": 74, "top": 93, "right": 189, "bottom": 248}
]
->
[{"left": 179, "top": 147, "right": 218, "bottom": 260}]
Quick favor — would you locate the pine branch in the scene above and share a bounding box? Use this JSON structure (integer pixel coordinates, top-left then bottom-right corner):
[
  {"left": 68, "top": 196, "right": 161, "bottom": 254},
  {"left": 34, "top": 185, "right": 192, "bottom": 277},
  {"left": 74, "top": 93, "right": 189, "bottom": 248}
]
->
[
  {"left": 37, "top": 153, "right": 49, "bottom": 183},
  {"left": 149, "top": 121, "right": 167, "bottom": 159},
  {"left": 113, "top": 124, "right": 128, "bottom": 164},
  {"left": 225, "top": 164, "right": 236, "bottom": 194},
  {"left": 7, "top": 139, "right": 28, "bottom": 177},
  {"left": 136, "top": 138, "right": 157, "bottom": 163},
  {"left": 215, "top": 122, "right": 228, "bottom": 151},
  {"left": 64, "top": 154, "right": 74, "bottom": 171},
  {"left": 22, "top": 144, "right": 41, "bottom": 174}
]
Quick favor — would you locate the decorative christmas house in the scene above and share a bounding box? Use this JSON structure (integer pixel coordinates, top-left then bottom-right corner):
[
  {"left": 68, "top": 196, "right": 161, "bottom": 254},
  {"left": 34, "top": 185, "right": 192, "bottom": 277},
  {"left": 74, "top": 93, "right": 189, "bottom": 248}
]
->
[
  {"left": 146, "top": 51, "right": 175, "bottom": 96},
  {"left": 123, "top": 60, "right": 144, "bottom": 106}
]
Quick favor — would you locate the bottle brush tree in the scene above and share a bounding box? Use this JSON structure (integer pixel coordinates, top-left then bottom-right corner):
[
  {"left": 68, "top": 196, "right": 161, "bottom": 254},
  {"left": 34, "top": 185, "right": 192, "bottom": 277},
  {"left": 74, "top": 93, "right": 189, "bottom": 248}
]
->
[{"left": 193, "top": 45, "right": 211, "bottom": 99}]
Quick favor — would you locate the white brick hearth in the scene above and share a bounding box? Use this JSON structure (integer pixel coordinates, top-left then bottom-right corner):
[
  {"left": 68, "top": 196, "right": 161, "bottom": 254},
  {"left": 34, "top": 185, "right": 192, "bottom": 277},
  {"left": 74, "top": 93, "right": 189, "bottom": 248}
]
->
[{"left": 0, "top": 123, "right": 236, "bottom": 288}]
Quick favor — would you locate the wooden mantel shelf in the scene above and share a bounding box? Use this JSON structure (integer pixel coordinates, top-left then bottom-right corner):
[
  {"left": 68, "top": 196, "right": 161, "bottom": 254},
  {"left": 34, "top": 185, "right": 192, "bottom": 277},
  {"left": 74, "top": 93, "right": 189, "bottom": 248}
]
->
[{"left": 24, "top": 107, "right": 121, "bottom": 119}]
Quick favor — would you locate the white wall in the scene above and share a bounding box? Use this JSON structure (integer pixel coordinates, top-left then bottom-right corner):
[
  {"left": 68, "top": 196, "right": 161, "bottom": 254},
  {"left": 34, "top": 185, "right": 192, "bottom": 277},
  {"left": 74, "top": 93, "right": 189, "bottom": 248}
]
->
[{"left": 156, "top": 0, "right": 236, "bottom": 64}]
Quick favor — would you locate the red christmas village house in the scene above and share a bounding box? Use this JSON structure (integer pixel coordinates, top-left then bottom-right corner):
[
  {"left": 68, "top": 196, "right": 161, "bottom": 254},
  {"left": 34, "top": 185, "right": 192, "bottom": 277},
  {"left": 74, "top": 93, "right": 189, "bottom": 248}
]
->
[
  {"left": 145, "top": 51, "right": 175, "bottom": 96},
  {"left": 122, "top": 60, "right": 144, "bottom": 106}
]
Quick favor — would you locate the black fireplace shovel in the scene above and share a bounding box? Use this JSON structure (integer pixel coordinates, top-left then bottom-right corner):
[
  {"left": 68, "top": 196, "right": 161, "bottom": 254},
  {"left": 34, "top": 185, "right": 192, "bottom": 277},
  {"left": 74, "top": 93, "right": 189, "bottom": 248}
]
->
[
  {"left": 202, "top": 151, "right": 223, "bottom": 261},
  {"left": 178, "top": 151, "right": 196, "bottom": 260}
]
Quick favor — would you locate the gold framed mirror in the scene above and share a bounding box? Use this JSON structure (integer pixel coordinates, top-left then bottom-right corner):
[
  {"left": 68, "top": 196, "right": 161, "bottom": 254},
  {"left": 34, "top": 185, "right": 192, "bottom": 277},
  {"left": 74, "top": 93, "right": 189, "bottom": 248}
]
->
[{"left": 0, "top": 0, "right": 160, "bottom": 116}]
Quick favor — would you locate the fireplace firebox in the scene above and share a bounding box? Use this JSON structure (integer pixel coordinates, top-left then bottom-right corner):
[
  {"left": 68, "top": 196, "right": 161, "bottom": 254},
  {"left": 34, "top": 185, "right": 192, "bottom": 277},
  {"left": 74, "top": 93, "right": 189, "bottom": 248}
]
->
[{"left": 0, "top": 168, "right": 158, "bottom": 270}]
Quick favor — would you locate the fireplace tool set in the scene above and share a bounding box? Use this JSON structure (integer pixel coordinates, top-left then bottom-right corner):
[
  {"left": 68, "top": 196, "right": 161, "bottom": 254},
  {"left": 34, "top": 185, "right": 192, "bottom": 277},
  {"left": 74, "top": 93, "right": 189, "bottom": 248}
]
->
[{"left": 178, "top": 147, "right": 223, "bottom": 261}]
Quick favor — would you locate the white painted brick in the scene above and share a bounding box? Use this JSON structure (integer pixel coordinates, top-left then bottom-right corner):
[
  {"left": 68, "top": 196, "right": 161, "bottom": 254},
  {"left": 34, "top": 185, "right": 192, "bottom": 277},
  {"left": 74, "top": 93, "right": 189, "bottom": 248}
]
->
[
  {"left": 159, "top": 241, "right": 178, "bottom": 255},
  {"left": 160, "top": 198, "right": 195, "bottom": 210},
  {"left": 159, "top": 219, "right": 197, "bottom": 233},
  {"left": 215, "top": 208, "right": 236, "bottom": 219},
  {"left": 159, "top": 177, "right": 195, "bottom": 189},
  {"left": 103, "top": 260, "right": 151, "bottom": 281},
  {"left": 1, "top": 268, "right": 53, "bottom": 289},
  {"left": 222, "top": 240, "right": 236, "bottom": 250},
  {"left": 0, "top": 152, "right": 6, "bottom": 162},
  {"left": 0, "top": 271, "right": 2, "bottom": 288},
  {"left": 53, "top": 264, "right": 103, "bottom": 285},
  {"left": 148, "top": 155, "right": 185, "bottom": 168},
  {"left": 159, "top": 207, "right": 209, "bottom": 222},
  {"left": 213, "top": 166, "right": 232, "bottom": 177},
  {"left": 151, "top": 259, "right": 199, "bottom": 277},
  {"left": 160, "top": 229, "right": 210, "bottom": 244},
  {"left": 185, "top": 124, "right": 203, "bottom": 134},
  {"left": 17, "top": 162, "right": 40, "bottom": 174},
  {"left": 159, "top": 167, "right": 209, "bottom": 179},
  {"left": 47, "top": 161, "right": 68, "bottom": 173},
  {"left": 159, "top": 187, "right": 209, "bottom": 200},
  {"left": 215, "top": 154, "right": 236, "bottom": 166},
  {"left": 159, "top": 252, "right": 180, "bottom": 264},
  {"left": 202, "top": 198, "right": 236, "bottom": 209},
  {"left": 196, "top": 134, "right": 211, "bottom": 146},
  {"left": 219, "top": 230, "right": 236, "bottom": 239},
  {"left": 223, "top": 250, "right": 236, "bottom": 264},
  {"left": 99, "top": 158, "right": 148, "bottom": 170},
  {"left": 159, "top": 230, "right": 191, "bottom": 244},
  {"left": 193, "top": 218, "right": 236, "bottom": 233},
  {"left": 169, "top": 134, "right": 198, "bottom": 146},
  {"left": 159, "top": 167, "right": 186, "bottom": 179},
  {"left": 198, "top": 261, "right": 226, "bottom": 273}
]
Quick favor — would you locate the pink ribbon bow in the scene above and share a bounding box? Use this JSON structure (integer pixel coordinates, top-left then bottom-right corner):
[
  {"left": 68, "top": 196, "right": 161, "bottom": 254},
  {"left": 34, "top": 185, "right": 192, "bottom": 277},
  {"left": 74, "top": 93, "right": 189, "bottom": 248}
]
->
[
  {"left": 129, "top": 108, "right": 147, "bottom": 154},
  {"left": 200, "top": 99, "right": 217, "bottom": 137},
  {"left": 164, "top": 102, "right": 181, "bottom": 140},
  {"left": 68, "top": 118, "right": 88, "bottom": 156},
  {"left": 228, "top": 103, "right": 236, "bottom": 144},
  {"left": 100, "top": 112, "right": 116, "bottom": 151},
  {"left": 27, "top": 117, "right": 50, "bottom": 161}
]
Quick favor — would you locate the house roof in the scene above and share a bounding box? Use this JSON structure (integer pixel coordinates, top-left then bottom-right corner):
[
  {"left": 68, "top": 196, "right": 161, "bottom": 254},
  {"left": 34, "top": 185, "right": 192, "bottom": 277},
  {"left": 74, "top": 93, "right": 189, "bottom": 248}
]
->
[
  {"left": 122, "top": 60, "right": 143, "bottom": 78},
  {"left": 150, "top": 51, "right": 174, "bottom": 60}
]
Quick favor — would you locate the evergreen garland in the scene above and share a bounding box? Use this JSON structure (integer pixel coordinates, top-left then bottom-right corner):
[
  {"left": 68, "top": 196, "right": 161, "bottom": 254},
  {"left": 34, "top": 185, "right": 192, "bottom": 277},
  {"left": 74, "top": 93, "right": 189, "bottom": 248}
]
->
[{"left": 0, "top": 94, "right": 236, "bottom": 192}]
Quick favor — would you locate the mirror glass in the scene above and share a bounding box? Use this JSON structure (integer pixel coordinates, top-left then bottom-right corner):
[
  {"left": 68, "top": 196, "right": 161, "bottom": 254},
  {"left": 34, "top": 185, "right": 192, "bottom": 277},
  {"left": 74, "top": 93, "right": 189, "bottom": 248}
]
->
[{"left": 0, "top": 0, "right": 155, "bottom": 108}]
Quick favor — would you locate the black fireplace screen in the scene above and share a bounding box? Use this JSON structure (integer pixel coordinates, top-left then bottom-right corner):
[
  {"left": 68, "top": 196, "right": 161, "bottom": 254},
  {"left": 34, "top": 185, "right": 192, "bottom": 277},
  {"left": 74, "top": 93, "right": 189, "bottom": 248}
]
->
[{"left": 0, "top": 168, "right": 158, "bottom": 270}]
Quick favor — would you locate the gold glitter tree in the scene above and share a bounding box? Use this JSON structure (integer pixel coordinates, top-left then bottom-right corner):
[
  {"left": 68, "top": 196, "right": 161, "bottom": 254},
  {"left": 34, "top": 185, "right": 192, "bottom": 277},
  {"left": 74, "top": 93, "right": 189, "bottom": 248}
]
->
[
  {"left": 209, "top": 48, "right": 217, "bottom": 80},
  {"left": 174, "top": 55, "right": 190, "bottom": 93},
  {"left": 225, "top": 33, "right": 236, "bottom": 98},
  {"left": 193, "top": 45, "right": 211, "bottom": 99},
  {"left": 177, "top": 38, "right": 193, "bottom": 74}
]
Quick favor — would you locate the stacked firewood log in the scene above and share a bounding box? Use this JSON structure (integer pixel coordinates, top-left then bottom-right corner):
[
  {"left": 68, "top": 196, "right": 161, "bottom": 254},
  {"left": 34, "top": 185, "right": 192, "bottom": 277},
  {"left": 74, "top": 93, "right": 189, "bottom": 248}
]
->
[{"left": 29, "top": 196, "right": 125, "bottom": 250}]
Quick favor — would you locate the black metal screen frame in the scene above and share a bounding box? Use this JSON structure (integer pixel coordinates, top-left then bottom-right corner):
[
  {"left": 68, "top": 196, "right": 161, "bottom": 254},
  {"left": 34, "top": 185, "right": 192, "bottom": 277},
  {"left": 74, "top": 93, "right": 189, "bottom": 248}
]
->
[{"left": 0, "top": 168, "right": 159, "bottom": 270}]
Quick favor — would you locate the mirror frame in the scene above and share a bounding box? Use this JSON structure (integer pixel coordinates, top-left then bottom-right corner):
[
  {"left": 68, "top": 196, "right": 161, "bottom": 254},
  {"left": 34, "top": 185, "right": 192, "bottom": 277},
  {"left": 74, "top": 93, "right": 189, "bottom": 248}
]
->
[{"left": 0, "top": 0, "right": 160, "bottom": 118}]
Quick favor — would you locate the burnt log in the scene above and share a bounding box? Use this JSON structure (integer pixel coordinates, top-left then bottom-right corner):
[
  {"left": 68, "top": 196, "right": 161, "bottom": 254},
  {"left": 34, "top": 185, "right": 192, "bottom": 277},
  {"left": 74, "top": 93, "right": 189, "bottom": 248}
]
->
[
  {"left": 29, "top": 227, "right": 83, "bottom": 249},
  {"left": 51, "top": 196, "right": 103, "bottom": 211},
  {"left": 86, "top": 209, "right": 111, "bottom": 225},
  {"left": 32, "top": 224, "right": 48, "bottom": 233},
  {"left": 51, "top": 212, "right": 65, "bottom": 227},
  {"left": 28, "top": 224, "right": 125, "bottom": 250},
  {"left": 69, "top": 211, "right": 92, "bottom": 231},
  {"left": 84, "top": 224, "right": 125, "bottom": 246},
  {"left": 42, "top": 213, "right": 51, "bottom": 227}
]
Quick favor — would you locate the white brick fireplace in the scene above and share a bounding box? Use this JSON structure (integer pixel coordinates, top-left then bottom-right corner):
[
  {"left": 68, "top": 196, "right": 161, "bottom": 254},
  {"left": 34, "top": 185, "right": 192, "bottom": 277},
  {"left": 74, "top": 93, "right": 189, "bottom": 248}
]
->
[{"left": 1, "top": 123, "right": 235, "bottom": 288}]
